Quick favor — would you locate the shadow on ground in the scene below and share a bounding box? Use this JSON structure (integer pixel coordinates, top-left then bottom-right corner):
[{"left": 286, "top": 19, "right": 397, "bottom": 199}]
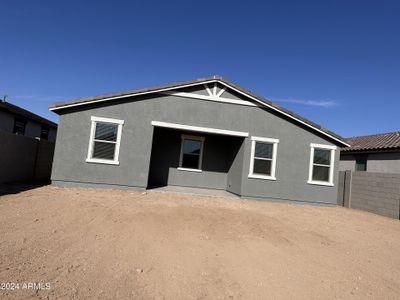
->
[{"left": 0, "top": 181, "right": 50, "bottom": 196}]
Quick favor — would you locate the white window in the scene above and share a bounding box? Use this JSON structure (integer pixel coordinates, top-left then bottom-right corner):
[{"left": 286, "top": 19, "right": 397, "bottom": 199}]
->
[
  {"left": 86, "top": 116, "right": 124, "bottom": 165},
  {"left": 178, "top": 135, "right": 205, "bottom": 172},
  {"left": 307, "top": 143, "right": 336, "bottom": 186},
  {"left": 248, "top": 136, "right": 279, "bottom": 180}
]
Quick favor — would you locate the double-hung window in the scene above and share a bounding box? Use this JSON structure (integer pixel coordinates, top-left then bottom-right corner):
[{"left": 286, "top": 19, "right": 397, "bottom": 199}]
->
[
  {"left": 178, "top": 135, "right": 205, "bottom": 172},
  {"left": 308, "top": 143, "right": 336, "bottom": 186},
  {"left": 248, "top": 136, "right": 279, "bottom": 180},
  {"left": 86, "top": 116, "right": 124, "bottom": 165}
]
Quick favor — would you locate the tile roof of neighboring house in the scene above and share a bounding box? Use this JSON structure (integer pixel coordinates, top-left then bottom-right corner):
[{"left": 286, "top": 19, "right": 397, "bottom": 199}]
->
[
  {"left": 48, "top": 76, "right": 349, "bottom": 146},
  {"left": 0, "top": 101, "right": 57, "bottom": 129},
  {"left": 342, "top": 131, "right": 400, "bottom": 152}
]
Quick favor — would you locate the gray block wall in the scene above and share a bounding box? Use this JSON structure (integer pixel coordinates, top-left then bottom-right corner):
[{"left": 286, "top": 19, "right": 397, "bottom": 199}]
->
[
  {"left": 338, "top": 171, "right": 400, "bottom": 219},
  {"left": 0, "top": 131, "right": 55, "bottom": 183}
]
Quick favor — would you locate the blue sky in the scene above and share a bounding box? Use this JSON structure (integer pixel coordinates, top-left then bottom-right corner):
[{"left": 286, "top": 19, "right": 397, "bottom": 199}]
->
[{"left": 1, "top": 0, "right": 399, "bottom": 137}]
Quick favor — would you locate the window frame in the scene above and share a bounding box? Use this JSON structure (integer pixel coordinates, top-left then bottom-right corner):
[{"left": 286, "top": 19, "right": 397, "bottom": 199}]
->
[
  {"left": 248, "top": 136, "right": 279, "bottom": 180},
  {"left": 86, "top": 116, "right": 124, "bottom": 165},
  {"left": 307, "top": 143, "right": 336, "bottom": 186},
  {"left": 178, "top": 134, "right": 205, "bottom": 172},
  {"left": 13, "top": 117, "right": 26, "bottom": 136}
]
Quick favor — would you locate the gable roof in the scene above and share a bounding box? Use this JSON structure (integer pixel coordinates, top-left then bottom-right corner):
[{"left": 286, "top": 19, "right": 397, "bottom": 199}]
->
[
  {"left": 342, "top": 131, "right": 400, "bottom": 152},
  {"left": 1, "top": 100, "right": 57, "bottom": 129},
  {"left": 48, "top": 76, "right": 349, "bottom": 146}
]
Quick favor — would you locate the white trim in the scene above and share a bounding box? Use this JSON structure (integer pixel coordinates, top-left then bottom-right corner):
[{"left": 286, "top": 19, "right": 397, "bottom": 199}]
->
[
  {"left": 163, "top": 91, "right": 257, "bottom": 107},
  {"left": 251, "top": 136, "right": 280, "bottom": 144},
  {"left": 307, "top": 143, "right": 336, "bottom": 186},
  {"left": 310, "top": 143, "right": 337, "bottom": 150},
  {"left": 213, "top": 83, "right": 217, "bottom": 96},
  {"left": 216, "top": 86, "right": 226, "bottom": 97},
  {"left": 151, "top": 121, "right": 249, "bottom": 137},
  {"left": 248, "top": 174, "right": 277, "bottom": 180},
  {"left": 49, "top": 79, "right": 350, "bottom": 147},
  {"left": 86, "top": 116, "right": 124, "bottom": 165},
  {"left": 85, "top": 158, "right": 120, "bottom": 165},
  {"left": 248, "top": 136, "right": 279, "bottom": 181},
  {"left": 307, "top": 180, "right": 334, "bottom": 187},
  {"left": 49, "top": 79, "right": 219, "bottom": 111},
  {"left": 177, "top": 167, "right": 202, "bottom": 173},
  {"left": 179, "top": 134, "right": 205, "bottom": 171},
  {"left": 90, "top": 116, "right": 124, "bottom": 125},
  {"left": 218, "top": 82, "right": 350, "bottom": 147},
  {"left": 204, "top": 84, "right": 213, "bottom": 96}
]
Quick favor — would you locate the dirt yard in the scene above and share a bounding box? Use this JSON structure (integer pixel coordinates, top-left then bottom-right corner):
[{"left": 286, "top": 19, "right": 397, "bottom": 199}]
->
[{"left": 0, "top": 186, "right": 399, "bottom": 299}]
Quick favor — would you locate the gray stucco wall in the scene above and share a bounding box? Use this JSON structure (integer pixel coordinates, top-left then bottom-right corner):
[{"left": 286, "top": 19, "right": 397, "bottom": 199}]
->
[
  {"left": 339, "top": 154, "right": 356, "bottom": 171},
  {"left": 226, "top": 139, "right": 245, "bottom": 196},
  {"left": 340, "top": 152, "right": 400, "bottom": 174},
  {"left": 367, "top": 152, "right": 400, "bottom": 174},
  {"left": 51, "top": 92, "right": 342, "bottom": 204}
]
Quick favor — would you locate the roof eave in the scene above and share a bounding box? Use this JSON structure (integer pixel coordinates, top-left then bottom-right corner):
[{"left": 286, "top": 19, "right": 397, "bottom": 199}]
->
[{"left": 48, "top": 77, "right": 349, "bottom": 147}]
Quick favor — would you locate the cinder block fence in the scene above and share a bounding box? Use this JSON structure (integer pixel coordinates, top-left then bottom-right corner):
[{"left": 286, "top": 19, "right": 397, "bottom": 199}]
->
[
  {"left": 0, "top": 131, "right": 55, "bottom": 184},
  {"left": 338, "top": 170, "right": 400, "bottom": 219}
]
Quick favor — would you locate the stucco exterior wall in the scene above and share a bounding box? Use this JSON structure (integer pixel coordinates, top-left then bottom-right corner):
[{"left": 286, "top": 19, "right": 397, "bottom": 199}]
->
[
  {"left": 340, "top": 152, "right": 400, "bottom": 174},
  {"left": 0, "top": 109, "right": 57, "bottom": 142},
  {"left": 367, "top": 152, "right": 400, "bottom": 174},
  {"left": 339, "top": 154, "right": 356, "bottom": 171},
  {"left": 147, "top": 127, "right": 243, "bottom": 190},
  {"left": 51, "top": 93, "right": 342, "bottom": 204},
  {"left": 0, "top": 110, "right": 14, "bottom": 132}
]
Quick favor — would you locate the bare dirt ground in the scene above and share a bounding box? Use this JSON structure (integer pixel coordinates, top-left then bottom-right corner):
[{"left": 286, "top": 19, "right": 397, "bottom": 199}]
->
[{"left": 0, "top": 185, "right": 399, "bottom": 299}]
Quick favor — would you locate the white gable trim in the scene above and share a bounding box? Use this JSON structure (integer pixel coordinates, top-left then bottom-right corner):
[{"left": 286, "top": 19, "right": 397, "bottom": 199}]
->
[
  {"left": 49, "top": 79, "right": 219, "bottom": 112},
  {"left": 217, "top": 82, "right": 350, "bottom": 147},
  {"left": 151, "top": 121, "right": 249, "bottom": 137},
  {"left": 162, "top": 91, "right": 257, "bottom": 107},
  {"left": 50, "top": 79, "right": 349, "bottom": 147}
]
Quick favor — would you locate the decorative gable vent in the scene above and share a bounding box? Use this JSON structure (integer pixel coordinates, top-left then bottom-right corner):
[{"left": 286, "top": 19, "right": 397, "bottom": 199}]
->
[{"left": 163, "top": 83, "right": 257, "bottom": 107}]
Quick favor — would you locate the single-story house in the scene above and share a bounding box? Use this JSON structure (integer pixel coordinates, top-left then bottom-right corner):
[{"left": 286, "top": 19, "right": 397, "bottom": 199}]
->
[
  {"left": 0, "top": 100, "right": 57, "bottom": 141},
  {"left": 340, "top": 131, "right": 400, "bottom": 174},
  {"left": 49, "top": 76, "right": 349, "bottom": 204}
]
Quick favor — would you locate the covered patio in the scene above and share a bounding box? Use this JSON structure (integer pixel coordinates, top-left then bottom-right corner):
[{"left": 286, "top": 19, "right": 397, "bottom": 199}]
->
[{"left": 147, "top": 121, "right": 247, "bottom": 194}]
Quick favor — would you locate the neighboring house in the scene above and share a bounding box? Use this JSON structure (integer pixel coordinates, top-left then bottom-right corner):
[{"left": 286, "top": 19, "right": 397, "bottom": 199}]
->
[
  {"left": 0, "top": 100, "right": 57, "bottom": 141},
  {"left": 340, "top": 131, "right": 400, "bottom": 174},
  {"left": 49, "top": 76, "right": 349, "bottom": 205},
  {"left": 0, "top": 100, "right": 58, "bottom": 184}
]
